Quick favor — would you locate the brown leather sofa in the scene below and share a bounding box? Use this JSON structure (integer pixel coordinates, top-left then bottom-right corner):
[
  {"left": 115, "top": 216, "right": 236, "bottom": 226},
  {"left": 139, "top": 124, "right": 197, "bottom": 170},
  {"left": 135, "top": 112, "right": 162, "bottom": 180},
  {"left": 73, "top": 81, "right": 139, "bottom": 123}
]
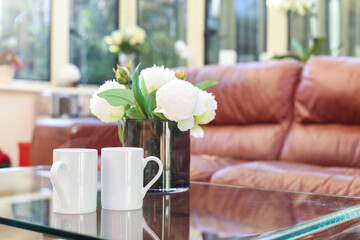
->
[
  {"left": 188, "top": 56, "right": 360, "bottom": 197},
  {"left": 30, "top": 56, "right": 360, "bottom": 197}
]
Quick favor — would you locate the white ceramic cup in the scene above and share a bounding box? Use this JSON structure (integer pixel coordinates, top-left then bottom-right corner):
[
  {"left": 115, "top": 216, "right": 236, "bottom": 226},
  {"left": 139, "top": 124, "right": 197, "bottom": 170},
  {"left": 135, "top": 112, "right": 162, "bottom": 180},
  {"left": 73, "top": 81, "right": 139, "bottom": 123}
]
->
[
  {"left": 50, "top": 148, "right": 98, "bottom": 214},
  {"left": 101, "top": 147, "right": 163, "bottom": 210},
  {"left": 53, "top": 211, "right": 97, "bottom": 235},
  {"left": 101, "top": 208, "right": 159, "bottom": 240}
]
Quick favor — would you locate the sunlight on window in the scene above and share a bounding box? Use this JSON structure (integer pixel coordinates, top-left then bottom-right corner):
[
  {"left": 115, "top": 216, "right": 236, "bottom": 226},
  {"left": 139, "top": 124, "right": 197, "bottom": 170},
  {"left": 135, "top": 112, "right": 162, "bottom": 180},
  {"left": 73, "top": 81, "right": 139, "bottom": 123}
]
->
[
  {"left": 137, "top": 0, "right": 187, "bottom": 69},
  {"left": 205, "top": 0, "right": 267, "bottom": 64},
  {"left": 70, "top": 0, "right": 118, "bottom": 85},
  {"left": 288, "top": 0, "right": 360, "bottom": 57},
  {"left": 0, "top": 0, "right": 51, "bottom": 80}
]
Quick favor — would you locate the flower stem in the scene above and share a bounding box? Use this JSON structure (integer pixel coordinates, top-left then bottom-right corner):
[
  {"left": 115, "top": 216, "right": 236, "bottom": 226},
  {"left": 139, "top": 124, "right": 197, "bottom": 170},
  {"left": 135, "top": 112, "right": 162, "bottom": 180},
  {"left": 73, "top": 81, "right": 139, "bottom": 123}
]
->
[
  {"left": 118, "top": 120, "right": 124, "bottom": 144},
  {"left": 125, "top": 85, "right": 147, "bottom": 119}
]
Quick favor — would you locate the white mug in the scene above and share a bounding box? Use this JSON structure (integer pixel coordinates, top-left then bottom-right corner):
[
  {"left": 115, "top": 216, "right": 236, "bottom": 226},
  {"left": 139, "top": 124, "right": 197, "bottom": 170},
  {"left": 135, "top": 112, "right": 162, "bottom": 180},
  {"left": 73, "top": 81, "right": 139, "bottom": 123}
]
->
[
  {"left": 50, "top": 148, "right": 98, "bottom": 214},
  {"left": 52, "top": 211, "right": 97, "bottom": 235},
  {"left": 101, "top": 208, "right": 159, "bottom": 240},
  {"left": 101, "top": 147, "right": 163, "bottom": 210}
]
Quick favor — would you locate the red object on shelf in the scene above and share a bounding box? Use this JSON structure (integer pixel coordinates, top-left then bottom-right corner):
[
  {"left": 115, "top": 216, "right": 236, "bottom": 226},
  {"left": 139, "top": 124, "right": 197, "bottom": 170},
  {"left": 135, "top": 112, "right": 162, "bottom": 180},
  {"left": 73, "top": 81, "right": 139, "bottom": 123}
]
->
[
  {"left": 0, "top": 150, "right": 10, "bottom": 168},
  {"left": 18, "top": 142, "right": 31, "bottom": 167}
]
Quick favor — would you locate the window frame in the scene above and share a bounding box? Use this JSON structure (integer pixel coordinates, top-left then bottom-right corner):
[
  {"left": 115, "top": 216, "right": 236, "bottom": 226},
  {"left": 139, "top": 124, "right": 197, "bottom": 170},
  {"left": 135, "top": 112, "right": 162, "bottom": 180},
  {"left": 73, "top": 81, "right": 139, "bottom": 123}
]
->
[{"left": 20, "top": 0, "right": 282, "bottom": 84}]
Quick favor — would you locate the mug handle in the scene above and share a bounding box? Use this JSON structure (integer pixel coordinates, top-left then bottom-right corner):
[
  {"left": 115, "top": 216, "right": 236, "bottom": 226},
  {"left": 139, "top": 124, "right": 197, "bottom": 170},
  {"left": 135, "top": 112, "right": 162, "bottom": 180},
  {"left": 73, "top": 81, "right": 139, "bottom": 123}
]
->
[
  {"left": 142, "top": 156, "right": 163, "bottom": 197},
  {"left": 142, "top": 216, "right": 160, "bottom": 240},
  {"left": 50, "top": 161, "right": 71, "bottom": 208}
]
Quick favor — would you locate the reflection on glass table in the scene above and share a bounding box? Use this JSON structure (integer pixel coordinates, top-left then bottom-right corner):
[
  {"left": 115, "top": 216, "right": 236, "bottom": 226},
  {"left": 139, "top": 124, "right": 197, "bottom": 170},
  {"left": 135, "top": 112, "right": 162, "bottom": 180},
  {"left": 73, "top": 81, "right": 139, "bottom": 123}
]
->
[{"left": 1, "top": 166, "right": 360, "bottom": 239}]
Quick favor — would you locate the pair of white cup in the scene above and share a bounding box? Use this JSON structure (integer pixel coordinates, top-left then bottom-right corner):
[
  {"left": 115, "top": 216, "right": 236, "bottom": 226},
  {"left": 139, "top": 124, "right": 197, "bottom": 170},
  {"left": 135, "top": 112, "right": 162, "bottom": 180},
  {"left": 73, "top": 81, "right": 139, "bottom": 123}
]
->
[{"left": 50, "top": 147, "right": 163, "bottom": 214}]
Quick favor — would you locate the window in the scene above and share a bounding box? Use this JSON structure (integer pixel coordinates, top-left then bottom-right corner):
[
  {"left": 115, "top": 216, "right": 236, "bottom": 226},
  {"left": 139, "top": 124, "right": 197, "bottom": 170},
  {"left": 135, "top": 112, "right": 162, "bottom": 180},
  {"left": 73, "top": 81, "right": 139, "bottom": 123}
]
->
[
  {"left": 205, "top": 0, "right": 267, "bottom": 64},
  {"left": 137, "top": 0, "right": 187, "bottom": 69},
  {"left": 288, "top": 0, "right": 360, "bottom": 57},
  {"left": 1, "top": 1, "right": 274, "bottom": 84},
  {"left": 70, "top": 0, "right": 118, "bottom": 85},
  {"left": 0, "top": 0, "right": 51, "bottom": 80}
]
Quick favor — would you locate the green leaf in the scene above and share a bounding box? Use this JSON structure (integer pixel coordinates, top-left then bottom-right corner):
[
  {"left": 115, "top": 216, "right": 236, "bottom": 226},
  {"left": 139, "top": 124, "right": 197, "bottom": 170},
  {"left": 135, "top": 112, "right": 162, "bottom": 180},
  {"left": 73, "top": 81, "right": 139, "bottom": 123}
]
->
[
  {"left": 195, "top": 81, "right": 219, "bottom": 90},
  {"left": 98, "top": 89, "right": 134, "bottom": 107},
  {"left": 125, "top": 106, "right": 143, "bottom": 119},
  {"left": 140, "top": 76, "right": 149, "bottom": 99},
  {"left": 290, "top": 38, "right": 306, "bottom": 60},
  {"left": 118, "top": 121, "right": 124, "bottom": 145},
  {"left": 153, "top": 111, "right": 166, "bottom": 120},
  {"left": 132, "top": 64, "right": 150, "bottom": 118},
  {"left": 309, "top": 36, "right": 326, "bottom": 55},
  {"left": 272, "top": 54, "right": 303, "bottom": 62},
  {"left": 148, "top": 90, "right": 157, "bottom": 113},
  {"left": 140, "top": 76, "right": 153, "bottom": 118}
]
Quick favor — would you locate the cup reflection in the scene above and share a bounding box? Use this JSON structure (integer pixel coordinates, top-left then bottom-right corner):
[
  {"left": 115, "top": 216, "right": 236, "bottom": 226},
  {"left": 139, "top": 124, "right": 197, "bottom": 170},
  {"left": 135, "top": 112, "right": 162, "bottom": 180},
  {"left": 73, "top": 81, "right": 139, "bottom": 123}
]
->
[
  {"left": 52, "top": 211, "right": 97, "bottom": 235},
  {"left": 101, "top": 208, "right": 159, "bottom": 240},
  {"left": 143, "top": 191, "right": 190, "bottom": 240}
]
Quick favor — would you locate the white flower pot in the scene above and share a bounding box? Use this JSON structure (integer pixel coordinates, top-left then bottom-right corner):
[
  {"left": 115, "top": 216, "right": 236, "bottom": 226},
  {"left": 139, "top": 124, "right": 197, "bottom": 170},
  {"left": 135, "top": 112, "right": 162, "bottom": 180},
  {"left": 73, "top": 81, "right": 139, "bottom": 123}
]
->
[{"left": 0, "top": 65, "right": 15, "bottom": 84}]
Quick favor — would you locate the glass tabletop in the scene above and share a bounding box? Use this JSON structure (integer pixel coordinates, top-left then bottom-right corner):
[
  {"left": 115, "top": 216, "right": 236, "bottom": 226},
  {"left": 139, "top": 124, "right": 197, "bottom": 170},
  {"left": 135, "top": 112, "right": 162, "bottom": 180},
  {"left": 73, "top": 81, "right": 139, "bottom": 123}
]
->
[{"left": 1, "top": 166, "right": 360, "bottom": 239}]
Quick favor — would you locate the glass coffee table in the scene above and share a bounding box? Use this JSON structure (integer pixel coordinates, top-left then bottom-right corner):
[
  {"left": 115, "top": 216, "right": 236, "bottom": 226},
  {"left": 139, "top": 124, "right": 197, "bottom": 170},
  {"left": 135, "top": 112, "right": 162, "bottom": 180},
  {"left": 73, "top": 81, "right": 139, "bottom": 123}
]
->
[{"left": 1, "top": 166, "right": 360, "bottom": 239}]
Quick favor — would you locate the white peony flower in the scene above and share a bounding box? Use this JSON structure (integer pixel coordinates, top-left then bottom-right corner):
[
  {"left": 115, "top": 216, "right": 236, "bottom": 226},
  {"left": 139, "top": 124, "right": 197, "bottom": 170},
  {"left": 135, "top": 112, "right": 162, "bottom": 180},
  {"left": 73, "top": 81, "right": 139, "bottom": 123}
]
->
[
  {"left": 175, "top": 40, "right": 192, "bottom": 60},
  {"left": 194, "top": 89, "right": 217, "bottom": 125},
  {"left": 190, "top": 125, "right": 204, "bottom": 138},
  {"left": 104, "top": 35, "right": 113, "bottom": 45},
  {"left": 154, "top": 80, "right": 206, "bottom": 131},
  {"left": 140, "top": 65, "right": 178, "bottom": 94},
  {"left": 89, "top": 80, "right": 126, "bottom": 123},
  {"left": 125, "top": 26, "right": 146, "bottom": 45},
  {"left": 129, "top": 33, "right": 145, "bottom": 46},
  {"left": 111, "top": 30, "right": 123, "bottom": 45},
  {"left": 109, "top": 45, "right": 120, "bottom": 54}
]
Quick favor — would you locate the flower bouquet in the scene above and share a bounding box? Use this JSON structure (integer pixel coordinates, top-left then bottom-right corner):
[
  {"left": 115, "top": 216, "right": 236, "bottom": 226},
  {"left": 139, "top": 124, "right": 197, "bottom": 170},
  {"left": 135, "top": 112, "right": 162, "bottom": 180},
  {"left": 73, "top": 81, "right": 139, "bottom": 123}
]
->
[
  {"left": 0, "top": 49, "right": 24, "bottom": 83},
  {"left": 0, "top": 50, "right": 24, "bottom": 70},
  {"left": 90, "top": 62, "right": 218, "bottom": 143},
  {"left": 0, "top": 37, "right": 24, "bottom": 70},
  {"left": 90, "top": 62, "right": 217, "bottom": 192},
  {"left": 105, "top": 26, "right": 147, "bottom": 55}
]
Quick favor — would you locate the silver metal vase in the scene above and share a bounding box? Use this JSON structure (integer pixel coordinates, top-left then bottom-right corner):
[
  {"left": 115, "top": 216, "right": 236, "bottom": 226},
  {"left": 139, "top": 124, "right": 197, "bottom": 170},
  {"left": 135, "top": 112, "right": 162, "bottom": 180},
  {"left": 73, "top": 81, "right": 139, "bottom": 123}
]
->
[{"left": 123, "top": 119, "right": 190, "bottom": 193}]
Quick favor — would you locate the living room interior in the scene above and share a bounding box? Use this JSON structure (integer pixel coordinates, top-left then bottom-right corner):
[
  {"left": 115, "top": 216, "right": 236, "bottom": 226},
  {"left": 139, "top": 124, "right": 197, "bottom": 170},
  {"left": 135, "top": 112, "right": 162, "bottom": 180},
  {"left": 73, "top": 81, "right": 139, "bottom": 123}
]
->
[{"left": 2, "top": 0, "right": 360, "bottom": 239}]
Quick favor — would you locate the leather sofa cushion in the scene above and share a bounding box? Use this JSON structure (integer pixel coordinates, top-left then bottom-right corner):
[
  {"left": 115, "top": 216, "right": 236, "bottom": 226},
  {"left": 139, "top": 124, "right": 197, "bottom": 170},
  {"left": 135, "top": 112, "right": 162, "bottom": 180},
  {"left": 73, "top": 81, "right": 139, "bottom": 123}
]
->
[
  {"left": 295, "top": 56, "right": 360, "bottom": 124},
  {"left": 210, "top": 161, "right": 360, "bottom": 197},
  {"left": 191, "top": 124, "right": 288, "bottom": 160},
  {"left": 281, "top": 56, "right": 360, "bottom": 167},
  {"left": 185, "top": 60, "right": 303, "bottom": 125},
  {"left": 190, "top": 154, "right": 240, "bottom": 182},
  {"left": 280, "top": 124, "right": 360, "bottom": 168}
]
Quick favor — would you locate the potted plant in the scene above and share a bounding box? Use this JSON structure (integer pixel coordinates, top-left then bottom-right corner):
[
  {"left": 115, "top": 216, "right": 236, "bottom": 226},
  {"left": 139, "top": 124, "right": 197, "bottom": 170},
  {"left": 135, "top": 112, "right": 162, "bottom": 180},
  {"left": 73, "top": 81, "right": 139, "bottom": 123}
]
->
[{"left": 0, "top": 37, "right": 24, "bottom": 83}]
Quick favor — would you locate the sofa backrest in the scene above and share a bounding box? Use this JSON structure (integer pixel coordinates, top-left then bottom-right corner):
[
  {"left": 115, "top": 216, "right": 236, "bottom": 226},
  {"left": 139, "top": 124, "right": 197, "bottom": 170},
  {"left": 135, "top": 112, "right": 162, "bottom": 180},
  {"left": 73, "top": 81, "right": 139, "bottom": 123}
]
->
[
  {"left": 31, "top": 118, "right": 121, "bottom": 166},
  {"left": 186, "top": 60, "right": 303, "bottom": 160},
  {"left": 280, "top": 56, "right": 360, "bottom": 167}
]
